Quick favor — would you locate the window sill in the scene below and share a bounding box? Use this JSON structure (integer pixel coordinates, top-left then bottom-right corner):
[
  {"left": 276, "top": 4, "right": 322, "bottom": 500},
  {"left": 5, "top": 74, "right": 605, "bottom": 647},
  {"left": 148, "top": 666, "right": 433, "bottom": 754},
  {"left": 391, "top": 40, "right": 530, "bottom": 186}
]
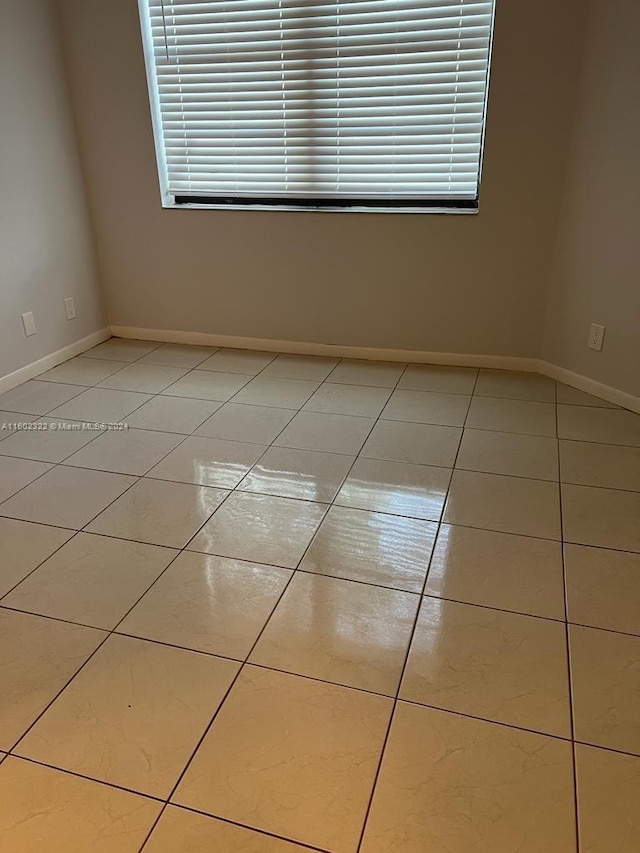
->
[{"left": 162, "top": 199, "right": 479, "bottom": 215}]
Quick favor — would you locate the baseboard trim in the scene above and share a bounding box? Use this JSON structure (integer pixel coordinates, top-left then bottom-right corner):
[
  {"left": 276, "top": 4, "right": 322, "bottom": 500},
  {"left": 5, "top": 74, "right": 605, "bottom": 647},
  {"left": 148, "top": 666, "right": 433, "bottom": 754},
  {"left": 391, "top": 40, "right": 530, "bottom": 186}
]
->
[
  {"left": 539, "top": 360, "right": 640, "bottom": 414},
  {"left": 110, "top": 325, "right": 539, "bottom": 372},
  {"left": 4, "top": 324, "right": 636, "bottom": 417},
  {"left": 111, "top": 325, "right": 640, "bottom": 412},
  {"left": 0, "top": 327, "right": 111, "bottom": 396}
]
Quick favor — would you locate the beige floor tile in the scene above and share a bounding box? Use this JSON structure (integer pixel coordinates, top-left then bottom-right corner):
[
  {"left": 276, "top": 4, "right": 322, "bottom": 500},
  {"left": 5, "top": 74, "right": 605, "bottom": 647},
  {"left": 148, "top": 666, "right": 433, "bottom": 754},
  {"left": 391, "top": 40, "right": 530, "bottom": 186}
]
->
[
  {"left": 87, "top": 478, "right": 227, "bottom": 548},
  {"left": 162, "top": 369, "right": 250, "bottom": 401},
  {"left": 361, "top": 702, "right": 576, "bottom": 853},
  {"left": 274, "top": 411, "right": 374, "bottom": 455},
  {"left": 126, "top": 395, "right": 221, "bottom": 434},
  {"left": 0, "top": 466, "right": 136, "bottom": 529},
  {"left": 565, "top": 544, "right": 640, "bottom": 635},
  {"left": 197, "top": 348, "right": 277, "bottom": 374},
  {"left": 444, "top": 470, "right": 562, "bottom": 539},
  {"left": 381, "top": 389, "right": 470, "bottom": 427},
  {"left": 251, "top": 572, "right": 419, "bottom": 694},
  {"left": 65, "top": 427, "right": 183, "bottom": 475},
  {"left": 138, "top": 343, "right": 217, "bottom": 368},
  {"left": 147, "top": 436, "right": 266, "bottom": 488},
  {"left": 38, "top": 357, "right": 129, "bottom": 386},
  {"left": 0, "top": 518, "right": 73, "bottom": 597},
  {"left": 195, "top": 402, "right": 296, "bottom": 444},
  {"left": 570, "top": 624, "right": 640, "bottom": 754},
  {"left": 85, "top": 338, "right": 162, "bottom": 361},
  {"left": 466, "top": 396, "right": 557, "bottom": 436},
  {"left": 49, "top": 387, "right": 152, "bottom": 422},
  {"left": 335, "top": 457, "right": 450, "bottom": 521},
  {"left": 425, "top": 524, "right": 565, "bottom": 619},
  {"left": 145, "top": 806, "right": 309, "bottom": 853},
  {"left": 303, "top": 383, "right": 391, "bottom": 417},
  {"left": 329, "top": 358, "right": 406, "bottom": 388},
  {"left": 261, "top": 353, "right": 339, "bottom": 381},
  {"left": 233, "top": 376, "right": 319, "bottom": 409},
  {"left": 120, "top": 552, "right": 291, "bottom": 658},
  {"left": 558, "top": 405, "right": 640, "bottom": 446},
  {"left": 98, "top": 363, "right": 189, "bottom": 393},
  {"left": 8, "top": 356, "right": 640, "bottom": 849},
  {"left": 0, "top": 455, "right": 51, "bottom": 501},
  {"left": 174, "top": 666, "right": 392, "bottom": 853},
  {"left": 0, "top": 757, "right": 161, "bottom": 853},
  {"left": 0, "top": 417, "right": 101, "bottom": 463},
  {"left": 0, "top": 610, "right": 104, "bottom": 749},
  {"left": 361, "top": 420, "right": 462, "bottom": 467},
  {"left": 456, "top": 428, "right": 558, "bottom": 481},
  {"left": 3, "top": 533, "right": 177, "bottom": 630},
  {"left": 0, "top": 381, "right": 85, "bottom": 416},
  {"left": 401, "top": 598, "right": 571, "bottom": 736},
  {"left": 238, "top": 446, "right": 353, "bottom": 502},
  {"left": 562, "top": 483, "right": 640, "bottom": 551},
  {"left": 17, "top": 635, "right": 239, "bottom": 797},
  {"left": 475, "top": 369, "right": 556, "bottom": 402},
  {"left": 0, "top": 411, "right": 36, "bottom": 440},
  {"left": 560, "top": 440, "right": 640, "bottom": 490},
  {"left": 300, "top": 505, "right": 437, "bottom": 592},
  {"left": 189, "top": 492, "right": 326, "bottom": 568},
  {"left": 398, "top": 363, "right": 477, "bottom": 394},
  {"left": 556, "top": 383, "right": 616, "bottom": 407},
  {"left": 575, "top": 744, "right": 640, "bottom": 853}
]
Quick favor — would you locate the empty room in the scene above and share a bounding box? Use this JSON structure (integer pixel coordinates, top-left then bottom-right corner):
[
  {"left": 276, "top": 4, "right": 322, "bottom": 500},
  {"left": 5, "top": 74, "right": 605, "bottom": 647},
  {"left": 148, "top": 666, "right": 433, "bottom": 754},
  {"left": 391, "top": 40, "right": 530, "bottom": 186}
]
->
[{"left": 0, "top": 0, "right": 638, "bottom": 850}]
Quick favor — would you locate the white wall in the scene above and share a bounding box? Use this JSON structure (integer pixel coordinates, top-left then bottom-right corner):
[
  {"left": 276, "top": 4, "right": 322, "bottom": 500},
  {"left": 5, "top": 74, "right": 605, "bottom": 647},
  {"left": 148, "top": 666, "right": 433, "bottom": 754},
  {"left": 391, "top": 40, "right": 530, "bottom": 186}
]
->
[
  {"left": 56, "top": 0, "right": 585, "bottom": 359},
  {"left": 0, "top": 0, "right": 105, "bottom": 379},
  {"left": 543, "top": 0, "right": 640, "bottom": 397}
]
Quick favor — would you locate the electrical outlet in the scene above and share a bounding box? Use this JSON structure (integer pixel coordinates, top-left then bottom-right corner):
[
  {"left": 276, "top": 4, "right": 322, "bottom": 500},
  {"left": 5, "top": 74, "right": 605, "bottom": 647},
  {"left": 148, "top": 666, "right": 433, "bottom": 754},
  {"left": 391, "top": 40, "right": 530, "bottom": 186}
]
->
[
  {"left": 21, "top": 312, "right": 37, "bottom": 337},
  {"left": 588, "top": 323, "right": 605, "bottom": 352},
  {"left": 64, "top": 297, "right": 77, "bottom": 320}
]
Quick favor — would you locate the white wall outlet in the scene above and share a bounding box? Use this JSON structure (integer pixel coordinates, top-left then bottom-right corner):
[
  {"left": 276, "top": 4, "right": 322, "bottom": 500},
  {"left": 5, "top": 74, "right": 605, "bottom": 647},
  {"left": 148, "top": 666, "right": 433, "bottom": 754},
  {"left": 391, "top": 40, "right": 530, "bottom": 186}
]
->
[
  {"left": 64, "top": 297, "right": 77, "bottom": 320},
  {"left": 21, "top": 311, "right": 37, "bottom": 337},
  {"left": 587, "top": 323, "right": 605, "bottom": 352}
]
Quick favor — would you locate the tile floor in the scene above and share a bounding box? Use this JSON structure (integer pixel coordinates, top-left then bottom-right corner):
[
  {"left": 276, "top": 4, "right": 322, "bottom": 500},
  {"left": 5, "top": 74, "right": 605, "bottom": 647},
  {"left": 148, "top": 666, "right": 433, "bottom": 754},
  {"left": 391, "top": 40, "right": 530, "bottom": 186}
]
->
[{"left": 0, "top": 339, "right": 639, "bottom": 852}]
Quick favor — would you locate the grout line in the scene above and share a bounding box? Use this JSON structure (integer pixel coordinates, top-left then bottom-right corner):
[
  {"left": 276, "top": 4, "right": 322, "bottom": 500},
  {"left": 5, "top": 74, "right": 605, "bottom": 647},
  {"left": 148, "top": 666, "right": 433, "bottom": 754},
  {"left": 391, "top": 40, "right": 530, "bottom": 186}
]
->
[
  {"left": 2, "top": 537, "right": 637, "bottom": 641},
  {"left": 7, "top": 754, "right": 166, "bottom": 802},
  {"left": 7, "top": 574, "right": 637, "bottom": 655},
  {"left": 165, "top": 803, "right": 334, "bottom": 853},
  {"left": 2, "top": 498, "right": 640, "bottom": 556},
  {"left": 81, "top": 340, "right": 165, "bottom": 363},
  {"left": 354, "top": 368, "right": 478, "bottom": 851},
  {"left": 556, "top": 386, "right": 582, "bottom": 853}
]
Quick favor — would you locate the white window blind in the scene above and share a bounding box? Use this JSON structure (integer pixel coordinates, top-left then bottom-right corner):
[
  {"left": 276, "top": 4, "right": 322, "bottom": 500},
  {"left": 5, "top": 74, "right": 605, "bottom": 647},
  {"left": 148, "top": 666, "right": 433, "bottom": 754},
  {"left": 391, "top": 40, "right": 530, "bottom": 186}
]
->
[{"left": 139, "top": 0, "right": 495, "bottom": 210}]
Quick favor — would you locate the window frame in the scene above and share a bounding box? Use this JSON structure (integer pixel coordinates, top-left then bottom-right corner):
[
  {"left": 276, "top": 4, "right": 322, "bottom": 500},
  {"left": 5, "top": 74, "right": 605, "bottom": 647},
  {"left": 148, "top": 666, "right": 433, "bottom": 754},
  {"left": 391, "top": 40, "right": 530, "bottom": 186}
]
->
[{"left": 138, "top": 0, "right": 496, "bottom": 214}]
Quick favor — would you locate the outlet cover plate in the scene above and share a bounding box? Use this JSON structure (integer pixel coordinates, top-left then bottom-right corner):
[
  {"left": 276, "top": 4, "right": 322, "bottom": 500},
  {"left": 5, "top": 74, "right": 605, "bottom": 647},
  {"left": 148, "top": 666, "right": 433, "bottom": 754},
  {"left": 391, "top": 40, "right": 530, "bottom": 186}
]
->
[
  {"left": 588, "top": 323, "right": 605, "bottom": 352},
  {"left": 22, "top": 312, "right": 37, "bottom": 337},
  {"left": 64, "top": 297, "right": 77, "bottom": 320}
]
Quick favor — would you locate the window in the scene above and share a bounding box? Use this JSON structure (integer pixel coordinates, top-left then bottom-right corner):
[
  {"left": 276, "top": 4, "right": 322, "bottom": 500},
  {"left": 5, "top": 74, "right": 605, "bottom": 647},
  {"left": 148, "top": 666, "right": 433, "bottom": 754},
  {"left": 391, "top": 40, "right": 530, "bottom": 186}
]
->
[{"left": 139, "top": 0, "right": 495, "bottom": 212}]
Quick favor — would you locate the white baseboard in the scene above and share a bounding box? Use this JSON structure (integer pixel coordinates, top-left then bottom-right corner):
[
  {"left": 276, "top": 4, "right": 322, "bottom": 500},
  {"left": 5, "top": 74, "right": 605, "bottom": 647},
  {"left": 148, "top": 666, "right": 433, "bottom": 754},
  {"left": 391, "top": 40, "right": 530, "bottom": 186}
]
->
[
  {"left": 539, "top": 360, "right": 640, "bottom": 414},
  {"left": 111, "top": 325, "right": 640, "bottom": 415},
  {"left": 110, "top": 325, "right": 539, "bottom": 372},
  {"left": 0, "top": 327, "right": 111, "bottom": 396},
  {"left": 5, "top": 322, "right": 637, "bottom": 415}
]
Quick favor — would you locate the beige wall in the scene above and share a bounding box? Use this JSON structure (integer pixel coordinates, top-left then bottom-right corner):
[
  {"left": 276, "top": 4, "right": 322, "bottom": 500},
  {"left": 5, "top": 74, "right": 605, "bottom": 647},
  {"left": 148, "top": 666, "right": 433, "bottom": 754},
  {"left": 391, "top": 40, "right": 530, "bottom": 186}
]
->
[
  {"left": 56, "top": 0, "right": 585, "bottom": 358},
  {"left": 0, "top": 0, "right": 105, "bottom": 379},
  {"left": 543, "top": 0, "right": 640, "bottom": 397}
]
